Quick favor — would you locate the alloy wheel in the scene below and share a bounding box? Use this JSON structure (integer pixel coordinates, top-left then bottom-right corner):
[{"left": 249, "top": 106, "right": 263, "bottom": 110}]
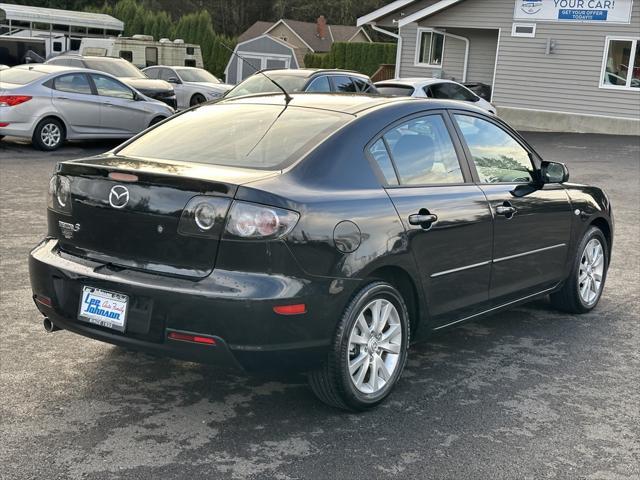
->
[
  {"left": 41, "top": 123, "right": 61, "bottom": 148},
  {"left": 347, "top": 298, "right": 403, "bottom": 394},
  {"left": 578, "top": 238, "right": 605, "bottom": 305}
]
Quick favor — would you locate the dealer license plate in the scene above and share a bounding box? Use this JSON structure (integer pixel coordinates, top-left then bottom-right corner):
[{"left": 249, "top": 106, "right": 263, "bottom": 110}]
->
[{"left": 78, "top": 286, "right": 128, "bottom": 332}]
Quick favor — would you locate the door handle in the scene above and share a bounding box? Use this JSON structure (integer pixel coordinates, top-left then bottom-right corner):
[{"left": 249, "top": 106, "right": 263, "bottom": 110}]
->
[
  {"left": 408, "top": 213, "right": 438, "bottom": 227},
  {"left": 495, "top": 202, "right": 517, "bottom": 218},
  {"left": 57, "top": 96, "right": 69, "bottom": 100}
]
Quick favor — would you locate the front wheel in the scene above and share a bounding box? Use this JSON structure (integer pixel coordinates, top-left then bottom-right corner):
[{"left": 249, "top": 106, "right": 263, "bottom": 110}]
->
[
  {"left": 551, "top": 226, "right": 609, "bottom": 313},
  {"left": 308, "top": 281, "right": 410, "bottom": 411},
  {"left": 190, "top": 93, "right": 206, "bottom": 106}
]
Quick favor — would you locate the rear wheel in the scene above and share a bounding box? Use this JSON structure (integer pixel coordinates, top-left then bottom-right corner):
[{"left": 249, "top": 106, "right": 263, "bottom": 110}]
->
[
  {"left": 190, "top": 93, "right": 206, "bottom": 106},
  {"left": 32, "top": 118, "right": 64, "bottom": 151},
  {"left": 551, "top": 226, "right": 608, "bottom": 313},
  {"left": 308, "top": 281, "right": 410, "bottom": 411}
]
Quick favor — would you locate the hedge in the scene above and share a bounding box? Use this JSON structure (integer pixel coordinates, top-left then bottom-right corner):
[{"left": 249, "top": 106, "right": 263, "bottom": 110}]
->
[{"left": 304, "top": 42, "right": 396, "bottom": 76}]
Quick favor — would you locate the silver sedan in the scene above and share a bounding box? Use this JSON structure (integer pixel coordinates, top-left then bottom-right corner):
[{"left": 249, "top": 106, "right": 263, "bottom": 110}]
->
[
  {"left": 0, "top": 64, "right": 174, "bottom": 150},
  {"left": 143, "top": 66, "right": 232, "bottom": 109}
]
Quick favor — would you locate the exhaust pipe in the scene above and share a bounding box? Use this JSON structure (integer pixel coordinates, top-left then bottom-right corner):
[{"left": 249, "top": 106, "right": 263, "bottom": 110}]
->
[{"left": 43, "top": 317, "right": 61, "bottom": 333}]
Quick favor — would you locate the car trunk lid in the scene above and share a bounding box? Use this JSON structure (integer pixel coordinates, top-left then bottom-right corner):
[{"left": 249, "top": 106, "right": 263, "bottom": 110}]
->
[{"left": 52, "top": 155, "right": 279, "bottom": 278}]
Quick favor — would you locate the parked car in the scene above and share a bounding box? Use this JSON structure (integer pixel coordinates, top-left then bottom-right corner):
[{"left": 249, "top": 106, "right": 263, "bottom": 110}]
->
[
  {"left": 375, "top": 78, "right": 496, "bottom": 114},
  {"left": 30, "top": 94, "right": 613, "bottom": 411},
  {"left": 0, "top": 64, "right": 173, "bottom": 150},
  {"left": 143, "top": 66, "right": 232, "bottom": 109},
  {"left": 46, "top": 55, "right": 177, "bottom": 109},
  {"left": 224, "top": 68, "right": 377, "bottom": 99}
]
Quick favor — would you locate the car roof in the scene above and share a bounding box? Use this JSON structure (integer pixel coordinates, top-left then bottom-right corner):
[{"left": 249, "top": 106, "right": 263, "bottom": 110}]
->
[
  {"left": 254, "top": 68, "right": 369, "bottom": 79},
  {"left": 12, "top": 64, "right": 80, "bottom": 74},
  {"left": 54, "top": 54, "right": 125, "bottom": 62},
  {"left": 219, "top": 92, "right": 480, "bottom": 116},
  {"left": 375, "top": 78, "right": 456, "bottom": 87}
]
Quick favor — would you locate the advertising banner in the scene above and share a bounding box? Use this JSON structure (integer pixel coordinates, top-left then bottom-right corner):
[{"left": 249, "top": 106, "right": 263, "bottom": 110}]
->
[{"left": 513, "top": 0, "right": 634, "bottom": 23}]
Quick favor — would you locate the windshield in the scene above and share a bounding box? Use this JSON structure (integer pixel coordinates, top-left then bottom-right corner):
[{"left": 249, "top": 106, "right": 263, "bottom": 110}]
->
[
  {"left": 0, "top": 68, "right": 48, "bottom": 85},
  {"left": 376, "top": 85, "right": 415, "bottom": 96},
  {"left": 225, "top": 74, "right": 308, "bottom": 99},
  {"left": 176, "top": 69, "right": 220, "bottom": 83},
  {"left": 83, "top": 58, "right": 146, "bottom": 78},
  {"left": 117, "top": 104, "right": 351, "bottom": 170}
]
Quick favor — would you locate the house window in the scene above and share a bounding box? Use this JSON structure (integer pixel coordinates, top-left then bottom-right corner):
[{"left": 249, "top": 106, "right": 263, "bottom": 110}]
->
[
  {"left": 416, "top": 29, "right": 445, "bottom": 67},
  {"left": 601, "top": 37, "right": 639, "bottom": 90},
  {"left": 511, "top": 23, "right": 536, "bottom": 38}
]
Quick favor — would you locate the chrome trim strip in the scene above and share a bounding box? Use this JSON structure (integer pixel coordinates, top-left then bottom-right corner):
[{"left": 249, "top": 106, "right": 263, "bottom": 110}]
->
[
  {"left": 433, "top": 285, "right": 559, "bottom": 331},
  {"left": 493, "top": 243, "right": 566, "bottom": 264},
  {"left": 431, "top": 260, "right": 492, "bottom": 278}
]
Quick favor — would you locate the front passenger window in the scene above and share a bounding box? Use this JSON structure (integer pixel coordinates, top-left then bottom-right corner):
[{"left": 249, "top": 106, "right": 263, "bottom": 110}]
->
[{"left": 454, "top": 114, "right": 534, "bottom": 183}]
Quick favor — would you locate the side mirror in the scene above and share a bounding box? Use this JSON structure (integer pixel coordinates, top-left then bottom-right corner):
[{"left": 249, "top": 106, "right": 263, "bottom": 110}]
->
[
  {"left": 540, "top": 161, "right": 569, "bottom": 184},
  {"left": 168, "top": 77, "right": 181, "bottom": 84}
]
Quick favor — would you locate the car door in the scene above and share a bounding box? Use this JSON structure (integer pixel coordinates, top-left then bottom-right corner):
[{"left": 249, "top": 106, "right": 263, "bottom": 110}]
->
[
  {"left": 158, "top": 67, "right": 188, "bottom": 109},
  {"left": 50, "top": 72, "right": 103, "bottom": 135},
  {"left": 368, "top": 112, "right": 494, "bottom": 324},
  {"left": 90, "top": 73, "right": 149, "bottom": 135},
  {"left": 451, "top": 112, "right": 573, "bottom": 302}
]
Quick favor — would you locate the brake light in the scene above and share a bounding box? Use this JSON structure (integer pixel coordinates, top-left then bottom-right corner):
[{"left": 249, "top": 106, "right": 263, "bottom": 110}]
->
[
  {"left": 0, "top": 122, "right": 9, "bottom": 127},
  {"left": 48, "top": 175, "right": 72, "bottom": 214},
  {"left": 0, "top": 95, "right": 32, "bottom": 107},
  {"left": 224, "top": 201, "right": 299, "bottom": 240}
]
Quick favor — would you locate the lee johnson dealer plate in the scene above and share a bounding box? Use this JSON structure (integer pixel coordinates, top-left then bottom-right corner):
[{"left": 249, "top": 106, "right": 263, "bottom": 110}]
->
[{"left": 78, "top": 286, "right": 128, "bottom": 332}]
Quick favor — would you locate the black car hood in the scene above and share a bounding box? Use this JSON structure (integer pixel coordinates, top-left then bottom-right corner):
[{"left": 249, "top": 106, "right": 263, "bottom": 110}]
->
[{"left": 121, "top": 77, "right": 174, "bottom": 93}]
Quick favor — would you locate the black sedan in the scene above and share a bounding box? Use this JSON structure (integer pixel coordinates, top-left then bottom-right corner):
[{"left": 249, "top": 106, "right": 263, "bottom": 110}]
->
[{"left": 29, "top": 94, "right": 613, "bottom": 411}]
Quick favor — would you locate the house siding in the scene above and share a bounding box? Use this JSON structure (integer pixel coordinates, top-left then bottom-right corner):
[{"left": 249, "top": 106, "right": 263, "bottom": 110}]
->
[{"left": 396, "top": 0, "right": 640, "bottom": 120}]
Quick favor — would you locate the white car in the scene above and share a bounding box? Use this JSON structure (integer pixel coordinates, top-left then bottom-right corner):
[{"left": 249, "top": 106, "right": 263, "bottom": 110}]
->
[
  {"left": 375, "top": 78, "right": 496, "bottom": 115},
  {"left": 143, "top": 66, "right": 233, "bottom": 109}
]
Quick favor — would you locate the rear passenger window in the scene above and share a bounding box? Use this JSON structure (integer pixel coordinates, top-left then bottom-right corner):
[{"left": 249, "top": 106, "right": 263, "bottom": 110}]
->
[
  {"left": 332, "top": 75, "right": 357, "bottom": 93},
  {"left": 53, "top": 73, "right": 92, "bottom": 95},
  {"left": 383, "top": 115, "right": 463, "bottom": 185},
  {"left": 454, "top": 114, "right": 534, "bottom": 183},
  {"left": 368, "top": 139, "right": 398, "bottom": 185},
  {"left": 306, "top": 76, "right": 331, "bottom": 92}
]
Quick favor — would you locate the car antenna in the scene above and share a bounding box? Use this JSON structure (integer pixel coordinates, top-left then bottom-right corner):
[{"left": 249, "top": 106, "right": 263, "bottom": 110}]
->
[{"left": 220, "top": 42, "right": 293, "bottom": 104}]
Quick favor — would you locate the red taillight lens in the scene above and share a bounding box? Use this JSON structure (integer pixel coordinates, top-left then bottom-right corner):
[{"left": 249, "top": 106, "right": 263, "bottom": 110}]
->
[
  {"left": 34, "top": 294, "right": 53, "bottom": 307},
  {"left": 273, "top": 304, "right": 307, "bottom": 315},
  {"left": 167, "top": 331, "right": 216, "bottom": 345},
  {"left": 0, "top": 95, "right": 33, "bottom": 107},
  {"left": 0, "top": 122, "right": 9, "bottom": 127}
]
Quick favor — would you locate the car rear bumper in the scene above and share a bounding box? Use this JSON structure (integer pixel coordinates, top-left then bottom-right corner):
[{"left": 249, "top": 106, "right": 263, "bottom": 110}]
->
[{"left": 29, "top": 239, "right": 348, "bottom": 372}]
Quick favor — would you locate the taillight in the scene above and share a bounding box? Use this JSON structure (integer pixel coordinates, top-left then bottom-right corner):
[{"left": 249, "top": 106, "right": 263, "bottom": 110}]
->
[
  {"left": 178, "top": 196, "right": 231, "bottom": 238},
  {"left": 224, "top": 201, "right": 299, "bottom": 240},
  {"left": 48, "top": 175, "right": 72, "bottom": 214},
  {"left": 0, "top": 95, "right": 32, "bottom": 107}
]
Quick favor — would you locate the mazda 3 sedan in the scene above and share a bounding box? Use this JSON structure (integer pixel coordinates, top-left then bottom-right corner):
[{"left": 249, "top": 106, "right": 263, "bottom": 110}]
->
[{"left": 29, "top": 94, "right": 613, "bottom": 411}]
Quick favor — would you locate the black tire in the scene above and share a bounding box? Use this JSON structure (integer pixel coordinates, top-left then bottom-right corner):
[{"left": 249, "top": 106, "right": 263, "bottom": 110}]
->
[
  {"left": 148, "top": 116, "right": 166, "bottom": 128},
  {"left": 308, "top": 281, "right": 410, "bottom": 411},
  {"left": 32, "top": 118, "right": 65, "bottom": 151},
  {"left": 190, "top": 93, "right": 206, "bottom": 106},
  {"left": 550, "top": 226, "right": 609, "bottom": 313}
]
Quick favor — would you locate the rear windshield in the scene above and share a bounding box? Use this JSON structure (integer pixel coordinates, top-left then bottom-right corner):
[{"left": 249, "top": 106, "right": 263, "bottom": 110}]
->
[
  {"left": 376, "top": 85, "right": 415, "bottom": 96},
  {"left": 0, "top": 68, "right": 48, "bottom": 85},
  {"left": 117, "top": 103, "right": 351, "bottom": 170},
  {"left": 225, "top": 74, "right": 308, "bottom": 98},
  {"left": 83, "top": 58, "right": 145, "bottom": 78}
]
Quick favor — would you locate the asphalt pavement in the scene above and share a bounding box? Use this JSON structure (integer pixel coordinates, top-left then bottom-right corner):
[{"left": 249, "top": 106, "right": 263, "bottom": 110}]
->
[{"left": 1, "top": 133, "right": 638, "bottom": 480}]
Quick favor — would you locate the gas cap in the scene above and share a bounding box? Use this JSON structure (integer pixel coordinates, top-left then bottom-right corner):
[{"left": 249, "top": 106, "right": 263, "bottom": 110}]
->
[{"left": 333, "top": 220, "right": 362, "bottom": 253}]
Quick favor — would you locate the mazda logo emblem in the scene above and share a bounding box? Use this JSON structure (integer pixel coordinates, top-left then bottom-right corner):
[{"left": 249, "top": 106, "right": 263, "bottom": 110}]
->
[{"left": 109, "top": 185, "right": 130, "bottom": 209}]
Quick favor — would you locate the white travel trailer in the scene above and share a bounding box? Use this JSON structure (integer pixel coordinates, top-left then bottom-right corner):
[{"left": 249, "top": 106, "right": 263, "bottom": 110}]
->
[
  {"left": 80, "top": 36, "right": 204, "bottom": 69},
  {"left": 0, "top": 3, "right": 123, "bottom": 65}
]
